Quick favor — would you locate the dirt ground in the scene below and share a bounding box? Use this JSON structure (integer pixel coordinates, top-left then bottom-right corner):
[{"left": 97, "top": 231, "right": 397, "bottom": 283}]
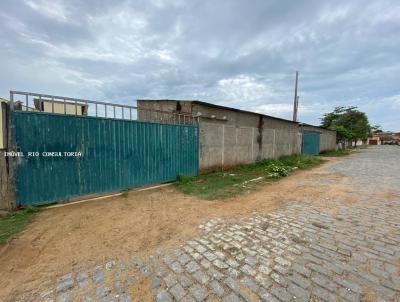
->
[{"left": 0, "top": 157, "right": 360, "bottom": 301}]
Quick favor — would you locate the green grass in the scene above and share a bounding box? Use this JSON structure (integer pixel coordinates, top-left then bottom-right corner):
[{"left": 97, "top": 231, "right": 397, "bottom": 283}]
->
[
  {"left": 175, "top": 154, "right": 325, "bottom": 200},
  {"left": 0, "top": 206, "right": 40, "bottom": 244},
  {"left": 120, "top": 190, "right": 129, "bottom": 198},
  {"left": 319, "top": 149, "right": 352, "bottom": 157}
]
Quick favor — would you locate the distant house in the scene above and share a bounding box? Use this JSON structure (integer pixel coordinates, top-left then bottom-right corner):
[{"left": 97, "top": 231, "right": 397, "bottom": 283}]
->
[
  {"left": 0, "top": 98, "right": 89, "bottom": 151},
  {"left": 379, "top": 132, "right": 400, "bottom": 145},
  {"left": 12, "top": 98, "right": 89, "bottom": 116},
  {"left": 33, "top": 98, "right": 88, "bottom": 115},
  {"left": 1, "top": 97, "right": 89, "bottom": 149},
  {"left": 14, "top": 100, "right": 39, "bottom": 112},
  {"left": 368, "top": 132, "right": 400, "bottom": 145},
  {"left": 368, "top": 136, "right": 381, "bottom": 145}
]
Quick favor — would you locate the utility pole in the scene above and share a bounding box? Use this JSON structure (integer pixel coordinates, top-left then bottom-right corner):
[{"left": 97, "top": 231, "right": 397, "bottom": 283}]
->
[{"left": 292, "top": 71, "right": 299, "bottom": 122}]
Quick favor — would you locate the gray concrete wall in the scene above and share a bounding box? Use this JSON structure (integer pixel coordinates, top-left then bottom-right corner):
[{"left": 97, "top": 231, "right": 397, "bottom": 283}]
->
[
  {"left": 0, "top": 103, "right": 16, "bottom": 210},
  {"left": 199, "top": 122, "right": 257, "bottom": 171},
  {"left": 320, "top": 130, "right": 337, "bottom": 152},
  {"left": 191, "top": 103, "right": 300, "bottom": 172},
  {"left": 137, "top": 100, "right": 195, "bottom": 124},
  {"left": 261, "top": 118, "right": 301, "bottom": 161},
  {"left": 137, "top": 100, "right": 179, "bottom": 113},
  {"left": 0, "top": 154, "right": 12, "bottom": 210},
  {"left": 301, "top": 125, "right": 337, "bottom": 153}
]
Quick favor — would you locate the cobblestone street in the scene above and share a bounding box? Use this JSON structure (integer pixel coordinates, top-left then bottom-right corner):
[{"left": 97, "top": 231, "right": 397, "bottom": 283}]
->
[{"left": 25, "top": 147, "right": 400, "bottom": 302}]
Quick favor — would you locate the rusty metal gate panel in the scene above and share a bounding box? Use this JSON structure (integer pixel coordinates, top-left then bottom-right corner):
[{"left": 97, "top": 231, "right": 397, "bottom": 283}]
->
[{"left": 12, "top": 111, "right": 199, "bottom": 206}]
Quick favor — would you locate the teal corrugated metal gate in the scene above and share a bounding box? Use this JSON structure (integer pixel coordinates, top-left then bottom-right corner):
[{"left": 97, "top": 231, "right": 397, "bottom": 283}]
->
[
  {"left": 302, "top": 130, "right": 320, "bottom": 155},
  {"left": 13, "top": 111, "right": 199, "bottom": 206}
]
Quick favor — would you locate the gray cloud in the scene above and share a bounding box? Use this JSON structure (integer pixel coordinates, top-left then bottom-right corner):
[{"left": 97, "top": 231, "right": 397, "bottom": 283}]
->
[{"left": 0, "top": 0, "right": 399, "bottom": 130}]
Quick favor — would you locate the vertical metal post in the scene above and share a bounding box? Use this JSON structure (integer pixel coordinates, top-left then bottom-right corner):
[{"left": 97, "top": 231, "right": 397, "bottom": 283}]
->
[
  {"left": 95, "top": 103, "right": 98, "bottom": 117},
  {"left": 113, "top": 105, "right": 116, "bottom": 118},
  {"left": 273, "top": 129, "right": 276, "bottom": 158},
  {"left": 300, "top": 124, "right": 304, "bottom": 154},
  {"left": 64, "top": 98, "right": 66, "bottom": 114},
  {"left": 122, "top": 106, "right": 124, "bottom": 119},
  {"left": 6, "top": 92, "right": 17, "bottom": 209},
  {"left": 9, "top": 91, "right": 14, "bottom": 110},
  {"left": 251, "top": 128, "right": 254, "bottom": 160},
  {"left": 51, "top": 97, "right": 55, "bottom": 113},
  {"left": 25, "top": 95, "right": 28, "bottom": 111},
  {"left": 75, "top": 100, "right": 77, "bottom": 115},
  {"left": 292, "top": 71, "right": 299, "bottom": 122},
  {"left": 221, "top": 125, "right": 225, "bottom": 170}
]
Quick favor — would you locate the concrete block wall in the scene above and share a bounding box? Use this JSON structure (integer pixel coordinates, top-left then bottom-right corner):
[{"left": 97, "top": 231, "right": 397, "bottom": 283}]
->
[
  {"left": 0, "top": 155, "right": 9, "bottom": 210},
  {"left": 192, "top": 103, "right": 301, "bottom": 172},
  {"left": 137, "top": 100, "right": 178, "bottom": 113},
  {"left": 261, "top": 118, "right": 301, "bottom": 160},
  {"left": 0, "top": 102, "right": 16, "bottom": 210},
  {"left": 198, "top": 122, "right": 301, "bottom": 172},
  {"left": 199, "top": 123, "right": 257, "bottom": 172},
  {"left": 320, "top": 130, "right": 337, "bottom": 152}
]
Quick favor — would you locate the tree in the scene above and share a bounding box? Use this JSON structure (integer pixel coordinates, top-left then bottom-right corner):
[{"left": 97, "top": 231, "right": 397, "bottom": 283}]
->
[
  {"left": 321, "top": 106, "right": 371, "bottom": 146},
  {"left": 370, "top": 124, "right": 383, "bottom": 135},
  {"left": 330, "top": 125, "right": 354, "bottom": 141}
]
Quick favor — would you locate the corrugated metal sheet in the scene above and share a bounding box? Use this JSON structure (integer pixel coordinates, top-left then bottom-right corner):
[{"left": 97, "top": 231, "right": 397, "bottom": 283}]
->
[
  {"left": 13, "top": 111, "right": 199, "bottom": 205},
  {"left": 303, "top": 130, "right": 320, "bottom": 155}
]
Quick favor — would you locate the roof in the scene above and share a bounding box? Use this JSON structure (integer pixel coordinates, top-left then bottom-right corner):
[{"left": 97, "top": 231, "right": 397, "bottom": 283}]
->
[
  {"left": 137, "top": 99, "right": 335, "bottom": 132},
  {"left": 137, "top": 99, "right": 299, "bottom": 125},
  {"left": 299, "top": 122, "right": 337, "bottom": 132},
  {"left": 33, "top": 97, "right": 88, "bottom": 107}
]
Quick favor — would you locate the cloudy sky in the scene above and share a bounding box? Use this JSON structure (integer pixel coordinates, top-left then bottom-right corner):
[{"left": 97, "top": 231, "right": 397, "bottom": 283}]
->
[{"left": 1, "top": 0, "right": 399, "bottom": 130}]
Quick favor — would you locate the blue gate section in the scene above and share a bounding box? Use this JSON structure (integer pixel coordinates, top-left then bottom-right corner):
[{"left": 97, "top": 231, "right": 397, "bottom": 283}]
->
[
  {"left": 13, "top": 111, "right": 199, "bottom": 206},
  {"left": 303, "top": 130, "right": 320, "bottom": 155}
]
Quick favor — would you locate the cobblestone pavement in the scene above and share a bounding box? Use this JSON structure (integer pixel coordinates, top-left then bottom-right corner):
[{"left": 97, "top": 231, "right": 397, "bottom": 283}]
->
[{"left": 24, "top": 147, "right": 400, "bottom": 302}]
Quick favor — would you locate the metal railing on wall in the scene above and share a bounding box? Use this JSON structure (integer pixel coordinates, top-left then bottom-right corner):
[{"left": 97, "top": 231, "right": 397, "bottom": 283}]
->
[{"left": 9, "top": 90, "right": 199, "bottom": 126}]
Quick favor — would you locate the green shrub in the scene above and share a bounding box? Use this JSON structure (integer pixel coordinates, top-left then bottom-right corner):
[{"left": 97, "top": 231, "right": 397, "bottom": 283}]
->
[{"left": 175, "top": 154, "right": 325, "bottom": 200}]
